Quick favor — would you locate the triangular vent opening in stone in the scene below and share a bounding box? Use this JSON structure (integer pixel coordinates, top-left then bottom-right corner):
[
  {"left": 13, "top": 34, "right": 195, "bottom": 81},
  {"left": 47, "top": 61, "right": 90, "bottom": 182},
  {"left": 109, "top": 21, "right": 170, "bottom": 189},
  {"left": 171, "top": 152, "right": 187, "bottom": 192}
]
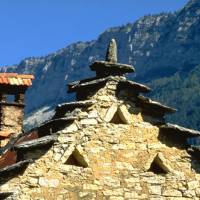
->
[
  {"left": 110, "top": 109, "right": 127, "bottom": 124},
  {"left": 110, "top": 110, "right": 125, "bottom": 124},
  {"left": 148, "top": 154, "right": 170, "bottom": 175},
  {"left": 65, "top": 149, "right": 88, "bottom": 168},
  {"left": 105, "top": 105, "right": 130, "bottom": 124}
]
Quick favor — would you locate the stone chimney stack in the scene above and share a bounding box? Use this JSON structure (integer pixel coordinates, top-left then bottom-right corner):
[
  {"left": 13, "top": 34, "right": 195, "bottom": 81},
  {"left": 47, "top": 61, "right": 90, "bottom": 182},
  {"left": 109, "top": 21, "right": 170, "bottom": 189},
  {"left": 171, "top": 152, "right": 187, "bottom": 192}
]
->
[{"left": 0, "top": 73, "right": 34, "bottom": 147}]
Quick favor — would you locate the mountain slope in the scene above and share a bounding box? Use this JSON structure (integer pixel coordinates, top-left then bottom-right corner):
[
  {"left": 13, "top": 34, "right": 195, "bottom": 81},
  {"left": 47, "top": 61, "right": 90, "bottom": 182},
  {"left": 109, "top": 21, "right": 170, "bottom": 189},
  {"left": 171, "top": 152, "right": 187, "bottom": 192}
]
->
[
  {"left": 149, "top": 64, "right": 200, "bottom": 129},
  {"left": 2, "top": 0, "right": 200, "bottom": 130}
]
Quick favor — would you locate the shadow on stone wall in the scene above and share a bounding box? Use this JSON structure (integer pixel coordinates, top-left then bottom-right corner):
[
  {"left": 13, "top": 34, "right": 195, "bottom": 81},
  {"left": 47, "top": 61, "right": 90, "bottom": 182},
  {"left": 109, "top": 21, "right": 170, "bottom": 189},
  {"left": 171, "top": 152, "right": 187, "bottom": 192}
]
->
[{"left": 158, "top": 128, "right": 200, "bottom": 174}]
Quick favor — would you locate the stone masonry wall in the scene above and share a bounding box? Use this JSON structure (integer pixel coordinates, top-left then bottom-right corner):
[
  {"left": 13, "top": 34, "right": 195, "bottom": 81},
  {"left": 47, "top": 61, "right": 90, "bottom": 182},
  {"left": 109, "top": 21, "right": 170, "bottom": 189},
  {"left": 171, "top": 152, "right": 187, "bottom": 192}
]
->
[
  {"left": 1, "top": 80, "right": 200, "bottom": 200},
  {"left": 0, "top": 104, "right": 24, "bottom": 134}
]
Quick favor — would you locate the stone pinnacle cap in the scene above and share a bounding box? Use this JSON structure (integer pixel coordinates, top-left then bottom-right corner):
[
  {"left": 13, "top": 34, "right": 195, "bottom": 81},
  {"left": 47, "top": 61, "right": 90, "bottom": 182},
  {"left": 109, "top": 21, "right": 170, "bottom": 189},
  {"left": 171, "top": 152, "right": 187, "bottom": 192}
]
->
[
  {"left": 106, "top": 39, "right": 118, "bottom": 63},
  {"left": 90, "top": 39, "right": 135, "bottom": 77}
]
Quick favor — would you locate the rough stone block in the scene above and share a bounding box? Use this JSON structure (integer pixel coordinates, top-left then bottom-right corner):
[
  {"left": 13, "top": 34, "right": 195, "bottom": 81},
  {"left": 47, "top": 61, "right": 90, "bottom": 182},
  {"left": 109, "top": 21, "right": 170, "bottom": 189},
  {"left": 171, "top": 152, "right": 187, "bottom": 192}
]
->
[
  {"left": 162, "top": 189, "right": 182, "bottom": 197},
  {"left": 38, "top": 177, "right": 59, "bottom": 188},
  {"left": 88, "top": 110, "right": 98, "bottom": 118},
  {"left": 118, "top": 105, "right": 131, "bottom": 124},
  {"left": 83, "top": 184, "right": 101, "bottom": 190},
  {"left": 149, "top": 185, "right": 162, "bottom": 195},
  {"left": 109, "top": 197, "right": 124, "bottom": 200},
  {"left": 62, "top": 123, "right": 78, "bottom": 133},
  {"left": 125, "top": 177, "right": 140, "bottom": 188},
  {"left": 97, "top": 95, "right": 111, "bottom": 101},
  {"left": 103, "top": 188, "right": 123, "bottom": 196},
  {"left": 187, "top": 180, "right": 199, "bottom": 190},
  {"left": 103, "top": 177, "right": 121, "bottom": 188},
  {"left": 80, "top": 118, "right": 98, "bottom": 125},
  {"left": 28, "top": 177, "right": 38, "bottom": 186},
  {"left": 104, "top": 104, "right": 118, "bottom": 122},
  {"left": 124, "top": 191, "right": 139, "bottom": 198},
  {"left": 183, "top": 189, "right": 196, "bottom": 197}
]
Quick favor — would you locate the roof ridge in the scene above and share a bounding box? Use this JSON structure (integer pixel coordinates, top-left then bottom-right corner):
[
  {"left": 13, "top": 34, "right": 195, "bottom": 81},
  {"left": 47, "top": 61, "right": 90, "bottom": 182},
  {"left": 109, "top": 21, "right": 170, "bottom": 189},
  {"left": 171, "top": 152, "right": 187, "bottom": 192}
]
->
[{"left": 0, "top": 73, "right": 34, "bottom": 79}]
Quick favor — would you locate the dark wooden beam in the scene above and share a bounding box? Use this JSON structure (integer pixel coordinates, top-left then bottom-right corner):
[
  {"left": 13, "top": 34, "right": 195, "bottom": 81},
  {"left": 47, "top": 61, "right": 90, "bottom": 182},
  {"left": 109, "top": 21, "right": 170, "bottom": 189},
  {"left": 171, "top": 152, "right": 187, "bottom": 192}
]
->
[{"left": 0, "top": 85, "right": 27, "bottom": 95}]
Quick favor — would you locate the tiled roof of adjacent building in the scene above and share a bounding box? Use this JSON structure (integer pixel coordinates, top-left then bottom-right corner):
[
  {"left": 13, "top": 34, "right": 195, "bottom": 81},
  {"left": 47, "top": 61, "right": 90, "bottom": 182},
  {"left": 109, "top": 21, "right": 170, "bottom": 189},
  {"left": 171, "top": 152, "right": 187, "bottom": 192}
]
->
[{"left": 0, "top": 73, "right": 34, "bottom": 86}]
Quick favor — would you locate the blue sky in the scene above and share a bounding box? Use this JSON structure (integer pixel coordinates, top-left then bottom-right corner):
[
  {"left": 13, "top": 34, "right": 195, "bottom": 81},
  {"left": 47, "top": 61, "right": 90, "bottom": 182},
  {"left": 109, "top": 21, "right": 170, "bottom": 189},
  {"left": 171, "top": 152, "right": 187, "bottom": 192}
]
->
[{"left": 0, "top": 0, "right": 188, "bottom": 66}]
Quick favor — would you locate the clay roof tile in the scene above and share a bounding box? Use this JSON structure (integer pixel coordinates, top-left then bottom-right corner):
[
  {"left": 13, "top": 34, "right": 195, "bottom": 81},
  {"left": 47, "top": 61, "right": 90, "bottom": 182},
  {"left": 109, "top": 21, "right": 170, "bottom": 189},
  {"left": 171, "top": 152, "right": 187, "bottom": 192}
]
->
[
  {"left": 2, "top": 76, "right": 8, "bottom": 84},
  {"left": 22, "top": 79, "right": 29, "bottom": 86},
  {"left": 0, "top": 73, "right": 34, "bottom": 87}
]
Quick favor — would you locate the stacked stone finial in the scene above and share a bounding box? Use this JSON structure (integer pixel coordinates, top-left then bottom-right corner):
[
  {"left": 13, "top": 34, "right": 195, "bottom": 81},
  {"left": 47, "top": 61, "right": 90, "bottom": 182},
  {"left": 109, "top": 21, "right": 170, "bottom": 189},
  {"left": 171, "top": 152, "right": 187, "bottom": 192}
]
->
[
  {"left": 90, "top": 38, "right": 134, "bottom": 77},
  {"left": 67, "top": 39, "right": 177, "bottom": 115},
  {"left": 106, "top": 39, "right": 118, "bottom": 63}
]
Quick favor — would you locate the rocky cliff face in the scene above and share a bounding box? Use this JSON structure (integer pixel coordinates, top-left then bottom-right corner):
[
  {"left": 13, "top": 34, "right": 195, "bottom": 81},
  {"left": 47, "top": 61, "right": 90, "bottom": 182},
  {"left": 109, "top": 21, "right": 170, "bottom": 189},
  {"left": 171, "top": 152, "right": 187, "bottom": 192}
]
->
[{"left": 2, "top": 0, "right": 200, "bottom": 130}]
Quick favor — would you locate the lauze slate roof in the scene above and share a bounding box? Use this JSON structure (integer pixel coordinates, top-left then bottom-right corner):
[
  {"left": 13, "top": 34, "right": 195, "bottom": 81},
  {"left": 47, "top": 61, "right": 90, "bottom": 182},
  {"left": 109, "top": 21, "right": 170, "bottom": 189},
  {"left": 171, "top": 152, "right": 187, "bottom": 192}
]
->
[{"left": 1, "top": 38, "right": 200, "bottom": 174}]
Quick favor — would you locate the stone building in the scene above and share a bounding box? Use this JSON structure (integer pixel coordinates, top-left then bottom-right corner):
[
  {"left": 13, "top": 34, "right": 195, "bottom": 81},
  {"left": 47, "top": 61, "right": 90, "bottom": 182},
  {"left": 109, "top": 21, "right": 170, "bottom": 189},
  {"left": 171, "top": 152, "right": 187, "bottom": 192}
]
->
[
  {"left": 0, "top": 39, "right": 200, "bottom": 199},
  {"left": 0, "top": 73, "right": 34, "bottom": 148}
]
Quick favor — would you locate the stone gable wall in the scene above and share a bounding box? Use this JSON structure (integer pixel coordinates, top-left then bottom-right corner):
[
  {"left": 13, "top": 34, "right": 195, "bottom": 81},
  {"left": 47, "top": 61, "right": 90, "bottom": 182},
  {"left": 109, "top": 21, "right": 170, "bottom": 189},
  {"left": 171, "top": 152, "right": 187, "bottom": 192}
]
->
[{"left": 1, "top": 82, "right": 200, "bottom": 200}]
